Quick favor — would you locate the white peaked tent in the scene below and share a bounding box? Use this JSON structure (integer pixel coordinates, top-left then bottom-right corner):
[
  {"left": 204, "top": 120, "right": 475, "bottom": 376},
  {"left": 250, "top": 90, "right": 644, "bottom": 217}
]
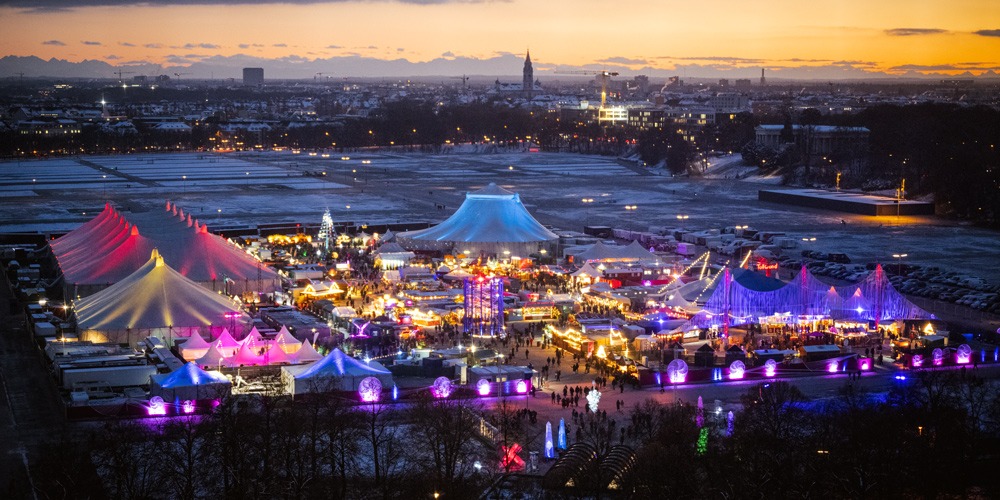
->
[
  {"left": 195, "top": 345, "right": 228, "bottom": 371},
  {"left": 179, "top": 333, "right": 212, "bottom": 361},
  {"left": 572, "top": 263, "right": 603, "bottom": 281},
  {"left": 212, "top": 329, "right": 242, "bottom": 357},
  {"left": 274, "top": 327, "right": 301, "bottom": 354},
  {"left": 150, "top": 361, "right": 231, "bottom": 401},
  {"left": 575, "top": 241, "right": 661, "bottom": 263},
  {"left": 282, "top": 348, "right": 394, "bottom": 395},
  {"left": 73, "top": 250, "right": 248, "bottom": 346},
  {"left": 397, "top": 183, "right": 558, "bottom": 256},
  {"left": 293, "top": 341, "right": 323, "bottom": 363},
  {"left": 375, "top": 242, "right": 416, "bottom": 269}
]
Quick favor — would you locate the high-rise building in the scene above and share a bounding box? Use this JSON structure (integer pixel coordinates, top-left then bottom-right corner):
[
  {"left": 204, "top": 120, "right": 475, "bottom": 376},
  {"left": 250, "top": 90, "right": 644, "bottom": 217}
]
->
[
  {"left": 760, "top": 68, "right": 766, "bottom": 86},
  {"left": 522, "top": 50, "right": 534, "bottom": 98},
  {"left": 243, "top": 67, "right": 264, "bottom": 86}
]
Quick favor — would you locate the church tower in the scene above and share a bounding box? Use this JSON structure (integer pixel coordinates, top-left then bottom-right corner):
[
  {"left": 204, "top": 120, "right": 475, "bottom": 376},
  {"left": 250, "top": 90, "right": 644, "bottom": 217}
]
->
[{"left": 522, "top": 50, "right": 534, "bottom": 98}]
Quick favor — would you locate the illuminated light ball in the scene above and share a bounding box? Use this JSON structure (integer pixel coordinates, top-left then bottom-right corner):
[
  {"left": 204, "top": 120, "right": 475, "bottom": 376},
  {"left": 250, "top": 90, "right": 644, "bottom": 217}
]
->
[
  {"left": 667, "top": 359, "right": 688, "bottom": 384},
  {"left": 515, "top": 380, "right": 528, "bottom": 394},
  {"left": 431, "top": 376, "right": 454, "bottom": 399},
  {"left": 764, "top": 359, "right": 777, "bottom": 377},
  {"left": 477, "top": 379, "right": 491, "bottom": 397},
  {"left": 911, "top": 354, "right": 924, "bottom": 368},
  {"left": 728, "top": 360, "right": 745, "bottom": 380},
  {"left": 932, "top": 348, "right": 944, "bottom": 367},
  {"left": 182, "top": 400, "right": 196, "bottom": 414},
  {"left": 358, "top": 376, "right": 382, "bottom": 402},
  {"left": 147, "top": 396, "right": 166, "bottom": 416},
  {"left": 956, "top": 344, "right": 972, "bottom": 365},
  {"left": 858, "top": 358, "right": 872, "bottom": 371},
  {"left": 827, "top": 361, "right": 839, "bottom": 373}
]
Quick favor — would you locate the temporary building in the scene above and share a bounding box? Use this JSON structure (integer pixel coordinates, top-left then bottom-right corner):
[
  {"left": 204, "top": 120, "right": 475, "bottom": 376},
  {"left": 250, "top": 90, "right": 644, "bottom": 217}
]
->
[
  {"left": 178, "top": 333, "right": 212, "bottom": 361},
  {"left": 397, "top": 183, "right": 557, "bottom": 256},
  {"left": 282, "top": 348, "right": 394, "bottom": 395},
  {"left": 212, "top": 329, "right": 242, "bottom": 357},
  {"left": 375, "top": 242, "right": 416, "bottom": 269},
  {"left": 574, "top": 241, "right": 661, "bottom": 264},
  {"left": 229, "top": 341, "right": 265, "bottom": 367},
  {"left": 195, "top": 345, "right": 228, "bottom": 371},
  {"left": 293, "top": 340, "right": 323, "bottom": 363},
  {"left": 150, "top": 361, "right": 231, "bottom": 401},
  {"left": 73, "top": 250, "right": 248, "bottom": 346},
  {"left": 262, "top": 344, "right": 294, "bottom": 365},
  {"left": 273, "top": 326, "right": 301, "bottom": 354},
  {"left": 54, "top": 202, "right": 280, "bottom": 298},
  {"left": 240, "top": 326, "right": 264, "bottom": 346}
]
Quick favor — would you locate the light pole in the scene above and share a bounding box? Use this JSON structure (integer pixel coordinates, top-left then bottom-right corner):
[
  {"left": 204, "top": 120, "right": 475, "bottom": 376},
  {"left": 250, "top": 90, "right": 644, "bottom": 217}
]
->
[
  {"left": 624, "top": 205, "right": 637, "bottom": 227},
  {"left": 676, "top": 214, "right": 689, "bottom": 231},
  {"left": 182, "top": 175, "right": 187, "bottom": 196},
  {"left": 892, "top": 253, "right": 908, "bottom": 276}
]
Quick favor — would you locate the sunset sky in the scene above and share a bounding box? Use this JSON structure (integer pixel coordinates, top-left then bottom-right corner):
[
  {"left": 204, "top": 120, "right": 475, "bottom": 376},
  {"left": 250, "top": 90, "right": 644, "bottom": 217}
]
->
[{"left": 1, "top": 0, "right": 999, "bottom": 79}]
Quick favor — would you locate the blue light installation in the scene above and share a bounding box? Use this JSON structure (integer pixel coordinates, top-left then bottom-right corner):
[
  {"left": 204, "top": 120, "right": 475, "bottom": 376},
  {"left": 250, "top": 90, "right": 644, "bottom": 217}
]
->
[
  {"left": 463, "top": 276, "right": 505, "bottom": 337},
  {"left": 544, "top": 421, "right": 556, "bottom": 459},
  {"left": 558, "top": 418, "right": 567, "bottom": 450}
]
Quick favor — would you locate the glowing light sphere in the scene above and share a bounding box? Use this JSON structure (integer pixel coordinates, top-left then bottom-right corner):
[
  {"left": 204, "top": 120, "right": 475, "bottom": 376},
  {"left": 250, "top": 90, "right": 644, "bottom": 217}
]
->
[
  {"left": 358, "top": 376, "right": 382, "bottom": 402},
  {"left": 932, "top": 348, "right": 944, "bottom": 367},
  {"left": 764, "top": 359, "right": 777, "bottom": 377},
  {"left": 182, "top": 400, "right": 196, "bottom": 414},
  {"left": 147, "top": 396, "right": 166, "bottom": 416},
  {"left": 956, "top": 344, "right": 972, "bottom": 365},
  {"left": 477, "top": 379, "right": 491, "bottom": 396},
  {"left": 858, "top": 358, "right": 872, "bottom": 371},
  {"left": 667, "top": 359, "right": 688, "bottom": 384},
  {"left": 729, "top": 360, "right": 746, "bottom": 380},
  {"left": 586, "top": 389, "right": 601, "bottom": 413},
  {"left": 912, "top": 354, "right": 924, "bottom": 368},
  {"left": 827, "top": 360, "right": 840, "bottom": 373},
  {"left": 431, "top": 376, "right": 454, "bottom": 398},
  {"left": 515, "top": 380, "right": 529, "bottom": 394}
]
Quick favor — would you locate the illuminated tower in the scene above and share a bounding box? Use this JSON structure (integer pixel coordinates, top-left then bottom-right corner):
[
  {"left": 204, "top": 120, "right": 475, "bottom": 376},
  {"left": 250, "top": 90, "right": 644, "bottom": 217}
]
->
[
  {"left": 522, "top": 50, "right": 534, "bottom": 99},
  {"left": 318, "top": 209, "right": 333, "bottom": 251},
  {"left": 463, "top": 276, "right": 505, "bottom": 337},
  {"left": 760, "top": 68, "right": 766, "bottom": 86}
]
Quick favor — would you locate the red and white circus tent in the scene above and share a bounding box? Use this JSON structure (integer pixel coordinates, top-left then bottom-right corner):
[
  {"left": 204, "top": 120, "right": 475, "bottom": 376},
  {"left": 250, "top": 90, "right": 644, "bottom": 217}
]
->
[{"left": 52, "top": 202, "right": 280, "bottom": 298}]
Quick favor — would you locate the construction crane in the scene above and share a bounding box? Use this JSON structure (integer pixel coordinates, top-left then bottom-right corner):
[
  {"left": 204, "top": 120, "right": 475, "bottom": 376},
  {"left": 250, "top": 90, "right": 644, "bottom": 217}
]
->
[
  {"left": 114, "top": 69, "right": 135, "bottom": 83},
  {"left": 315, "top": 72, "right": 326, "bottom": 81},
  {"left": 173, "top": 72, "right": 191, "bottom": 83},
  {"left": 554, "top": 70, "right": 619, "bottom": 107},
  {"left": 450, "top": 75, "right": 469, "bottom": 89}
]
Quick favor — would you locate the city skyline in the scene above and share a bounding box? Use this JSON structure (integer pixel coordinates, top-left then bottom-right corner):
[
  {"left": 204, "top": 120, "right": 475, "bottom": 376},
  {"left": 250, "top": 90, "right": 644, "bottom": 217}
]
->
[{"left": 1, "top": 0, "right": 999, "bottom": 80}]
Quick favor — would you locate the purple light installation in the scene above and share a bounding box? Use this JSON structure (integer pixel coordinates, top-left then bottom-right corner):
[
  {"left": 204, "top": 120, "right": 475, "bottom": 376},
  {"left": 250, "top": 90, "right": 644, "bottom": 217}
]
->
[
  {"left": 932, "top": 348, "right": 944, "bottom": 367},
  {"left": 358, "top": 376, "right": 382, "bottom": 402},
  {"left": 729, "top": 360, "right": 746, "bottom": 380},
  {"left": 182, "top": 400, "right": 195, "bottom": 414},
  {"left": 477, "top": 379, "right": 491, "bottom": 396},
  {"left": 764, "top": 359, "right": 777, "bottom": 377},
  {"left": 956, "top": 344, "right": 972, "bottom": 364},
  {"left": 858, "top": 358, "right": 872, "bottom": 371},
  {"left": 515, "top": 380, "right": 528, "bottom": 394},
  {"left": 667, "top": 359, "right": 688, "bottom": 384},
  {"left": 912, "top": 354, "right": 924, "bottom": 368},
  {"left": 431, "top": 376, "right": 454, "bottom": 398},
  {"left": 827, "top": 361, "right": 839, "bottom": 373},
  {"left": 147, "top": 396, "right": 166, "bottom": 416}
]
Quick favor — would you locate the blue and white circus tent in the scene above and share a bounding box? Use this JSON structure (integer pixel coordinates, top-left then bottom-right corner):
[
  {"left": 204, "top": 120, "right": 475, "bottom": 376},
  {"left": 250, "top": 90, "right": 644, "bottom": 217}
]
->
[
  {"left": 692, "top": 264, "right": 932, "bottom": 328},
  {"left": 397, "top": 183, "right": 558, "bottom": 256},
  {"left": 281, "top": 348, "right": 394, "bottom": 395}
]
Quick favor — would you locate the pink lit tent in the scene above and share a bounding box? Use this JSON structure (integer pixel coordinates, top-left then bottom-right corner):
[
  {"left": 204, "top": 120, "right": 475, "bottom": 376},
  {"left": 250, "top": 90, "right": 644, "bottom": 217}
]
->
[
  {"left": 54, "top": 202, "right": 280, "bottom": 298},
  {"left": 212, "top": 329, "right": 242, "bottom": 357},
  {"left": 229, "top": 342, "right": 265, "bottom": 367},
  {"left": 263, "top": 344, "right": 294, "bottom": 365},
  {"left": 73, "top": 250, "right": 249, "bottom": 346},
  {"left": 241, "top": 326, "right": 264, "bottom": 346}
]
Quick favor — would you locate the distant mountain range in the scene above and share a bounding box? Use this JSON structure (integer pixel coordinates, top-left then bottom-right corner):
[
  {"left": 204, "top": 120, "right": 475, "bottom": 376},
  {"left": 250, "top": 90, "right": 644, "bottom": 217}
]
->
[{"left": 2, "top": 54, "right": 998, "bottom": 82}]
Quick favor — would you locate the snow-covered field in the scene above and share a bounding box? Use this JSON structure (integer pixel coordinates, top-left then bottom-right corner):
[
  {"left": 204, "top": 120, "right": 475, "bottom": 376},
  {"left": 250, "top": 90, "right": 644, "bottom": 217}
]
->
[{"left": 1, "top": 150, "right": 998, "bottom": 285}]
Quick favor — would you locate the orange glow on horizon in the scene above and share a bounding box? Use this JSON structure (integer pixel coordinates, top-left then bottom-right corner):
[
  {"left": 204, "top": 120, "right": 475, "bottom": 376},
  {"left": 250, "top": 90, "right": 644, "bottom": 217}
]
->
[{"left": 1, "top": 0, "right": 998, "bottom": 77}]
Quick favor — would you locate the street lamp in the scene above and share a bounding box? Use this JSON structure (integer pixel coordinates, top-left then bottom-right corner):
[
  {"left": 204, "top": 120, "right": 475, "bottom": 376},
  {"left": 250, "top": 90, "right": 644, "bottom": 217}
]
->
[
  {"left": 892, "top": 253, "right": 908, "bottom": 276},
  {"left": 676, "top": 214, "right": 689, "bottom": 230}
]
